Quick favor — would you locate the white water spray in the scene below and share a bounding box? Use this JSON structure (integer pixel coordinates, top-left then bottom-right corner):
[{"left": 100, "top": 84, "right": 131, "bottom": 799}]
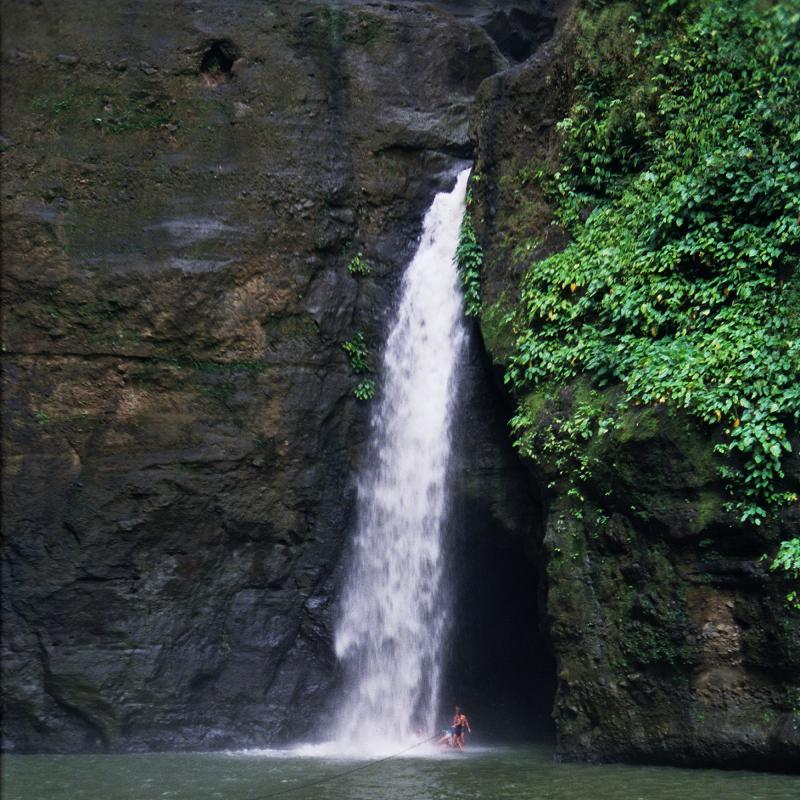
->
[{"left": 332, "top": 168, "right": 471, "bottom": 755}]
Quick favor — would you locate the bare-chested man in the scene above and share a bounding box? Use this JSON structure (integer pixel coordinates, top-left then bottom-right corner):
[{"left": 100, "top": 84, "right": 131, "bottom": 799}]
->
[{"left": 451, "top": 706, "right": 472, "bottom": 751}]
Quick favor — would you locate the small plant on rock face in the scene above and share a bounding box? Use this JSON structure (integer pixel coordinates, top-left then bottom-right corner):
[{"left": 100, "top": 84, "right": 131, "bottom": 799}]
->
[
  {"left": 342, "top": 332, "right": 376, "bottom": 400},
  {"left": 347, "top": 252, "right": 371, "bottom": 276},
  {"left": 455, "top": 196, "right": 482, "bottom": 317},
  {"left": 768, "top": 537, "right": 800, "bottom": 610},
  {"left": 353, "top": 379, "right": 376, "bottom": 401},
  {"left": 510, "top": 390, "right": 619, "bottom": 488},
  {"left": 341, "top": 332, "right": 369, "bottom": 374}
]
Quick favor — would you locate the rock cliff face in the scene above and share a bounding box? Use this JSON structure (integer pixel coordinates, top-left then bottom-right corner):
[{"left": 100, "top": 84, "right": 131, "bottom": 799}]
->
[
  {"left": 5, "top": 0, "right": 795, "bottom": 771},
  {"left": 1, "top": 0, "right": 565, "bottom": 752},
  {"left": 469, "top": 12, "right": 800, "bottom": 771}
]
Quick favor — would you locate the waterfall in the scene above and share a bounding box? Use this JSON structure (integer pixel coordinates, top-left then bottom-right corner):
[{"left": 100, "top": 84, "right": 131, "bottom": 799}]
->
[{"left": 332, "top": 168, "right": 471, "bottom": 755}]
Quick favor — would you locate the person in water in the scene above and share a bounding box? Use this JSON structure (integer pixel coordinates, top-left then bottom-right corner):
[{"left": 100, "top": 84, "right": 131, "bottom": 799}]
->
[{"left": 451, "top": 706, "right": 472, "bottom": 751}]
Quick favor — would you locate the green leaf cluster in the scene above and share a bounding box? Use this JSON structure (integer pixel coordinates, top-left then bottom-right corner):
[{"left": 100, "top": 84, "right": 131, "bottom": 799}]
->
[
  {"left": 347, "top": 252, "right": 372, "bottom": 276},
  {"left": 342, "top": 332, "right": 376, "bottom": 400},
  {"left": 511, "top": 389, "right": 619, "bottom": 490},
  {"left": 342, "top": 332, "right": 369, "bottom": 374},
  {"left": 353, "top": 379, "right": 376, "bottom": 401},
  {"left": 505, "top": 1, "right": 800, "bottom": 527},
  {"left": 455, "top": 197, "right": 483, "bottom": 317},
  {"left": 769, "top": 536, "right": 800, "bottom": 608}
]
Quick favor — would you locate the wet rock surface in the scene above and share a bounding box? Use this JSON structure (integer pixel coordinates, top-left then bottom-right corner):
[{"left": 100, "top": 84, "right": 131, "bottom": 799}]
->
[
  {"left": 0, "top": 0, "right": 562, "bottom": 752},
  {"left": 7, "top": 0, "right": 792, "bottom": 771},
  {"left": 469, "top": 10, "right": 800, "bottom": 771}
]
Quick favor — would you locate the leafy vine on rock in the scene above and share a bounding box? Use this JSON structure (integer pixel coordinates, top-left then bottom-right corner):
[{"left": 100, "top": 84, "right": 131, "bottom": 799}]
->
[
  {"left": 342, "top": 332, "right": 369, "bottom": 374},
  {"left": 504, "top": 1, "right": 799, "bottom": 538},
  {"left": 455, "top": 190, "right": 483, "bottom": 317},
  {"left": 342, "top": 332, "right": 375, "bottom": 400}
]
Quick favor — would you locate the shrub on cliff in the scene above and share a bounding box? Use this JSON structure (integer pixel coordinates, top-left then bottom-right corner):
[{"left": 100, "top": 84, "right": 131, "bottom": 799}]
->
[{"left": 507, "top": 0, "right": 800, "bottom": 542}]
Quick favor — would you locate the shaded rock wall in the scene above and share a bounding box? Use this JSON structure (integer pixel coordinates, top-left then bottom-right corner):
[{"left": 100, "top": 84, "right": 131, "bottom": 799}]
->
[
  {"left": 469, "top": 8, "right": 800, "bottom": 771},
  {"left": 446, "top": 330, "right": 556, "bottom": 739},
  {"left": 8, "top": 0, "right": 788, "bottom": 771},
  {"left": 1, "top": 0, "right": 567, "bottom": 752}
]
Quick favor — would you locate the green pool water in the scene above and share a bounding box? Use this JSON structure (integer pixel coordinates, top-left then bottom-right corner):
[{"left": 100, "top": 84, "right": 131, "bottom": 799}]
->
[{"left": 2, "top": 744, "right": 797, "bottom": 800}]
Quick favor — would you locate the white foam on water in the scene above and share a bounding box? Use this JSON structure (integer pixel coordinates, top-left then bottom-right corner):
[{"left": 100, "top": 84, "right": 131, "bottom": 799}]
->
[
  {"left": 329, "top": 168, "right": 472, "bottom": 758},
  {"left": 227, "top": 739, "right": 493, "bottom": 761}
]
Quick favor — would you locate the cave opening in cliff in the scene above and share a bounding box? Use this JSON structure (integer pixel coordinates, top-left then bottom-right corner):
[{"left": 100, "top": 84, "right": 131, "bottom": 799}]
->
[
  {"left": 483, "top": 8, "right": 556, "bottom": 63},
  {"left": 443, "top": 514, "right": 556, "bottom": 742},
  {"left": 199, "top": 40, "right": 239, "bottom": 86},
  {"left": 443, "top": 349, "right": 557, "bottom": 743}
]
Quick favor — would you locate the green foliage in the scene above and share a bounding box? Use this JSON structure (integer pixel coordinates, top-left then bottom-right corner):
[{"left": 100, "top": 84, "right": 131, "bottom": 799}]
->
[
  {"left": 506, "top": 0, "right": 800, "bottom": 525},
  {"left": 511, "top": 388, "right": 619, "bottom": 487},
  {"left": 341, "top": 332, "right": 369, "bottom": 374},
  {"left": 769, "top": 537, "right": 800, "bottom": 609},
  {"left": 455, "top": 197, "right": 483, "bottom": 317},
  {"left": 353, "top": 379, "right": 376, "bottom": 401},
  {"left": 342, "top": 332, "right": 376, "bottom": 399},
  {"left": 347, "top": 252, "right": 372, "bottom": 276}
]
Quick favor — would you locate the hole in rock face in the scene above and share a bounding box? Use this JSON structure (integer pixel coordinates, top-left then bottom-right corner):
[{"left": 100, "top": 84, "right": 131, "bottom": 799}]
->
[
  {"left": 484, "top": 8, "right": 556, "bottom": 63},
  {"left": 442, "top": 347, "right": 556, "bottom": 743},
  {"left": 443, "top": 508, "right": 556, "bottom": 741},
  {"left": 200, "top": 40, "right": 239, "bottom": 86}
]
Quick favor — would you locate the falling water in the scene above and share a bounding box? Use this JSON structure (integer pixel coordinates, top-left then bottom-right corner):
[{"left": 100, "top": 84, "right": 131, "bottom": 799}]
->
[{"left": 332, "top": 168, "right": 471, "bottom": 754}]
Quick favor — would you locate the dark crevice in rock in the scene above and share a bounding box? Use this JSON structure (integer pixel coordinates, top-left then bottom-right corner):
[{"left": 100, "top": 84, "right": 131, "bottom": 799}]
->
[
  {"left": 199, "top": 40, "right": 239, "bottom": 85},
  {"left": 373, "top": 142, "right": 476, "bottom": 161},
  {"left": 445, "top": 324, "right": 556, "bottom": 740},
  {"left": 483, "top": 7, "right": 557, "bottom": 63}
]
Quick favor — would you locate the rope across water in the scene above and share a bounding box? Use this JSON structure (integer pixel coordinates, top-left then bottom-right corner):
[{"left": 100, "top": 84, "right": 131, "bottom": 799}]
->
[{"left": 241, "top": 734, "right": 442, "bottom": 800}]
